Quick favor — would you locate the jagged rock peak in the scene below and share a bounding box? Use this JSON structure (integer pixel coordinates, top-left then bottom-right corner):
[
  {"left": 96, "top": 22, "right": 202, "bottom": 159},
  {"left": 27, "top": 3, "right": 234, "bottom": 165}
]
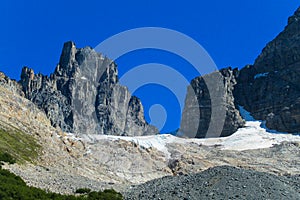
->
[
  {"left": 21, "top": 67, "right": 35, "bottom": 80},
  {"left": 0, "top": 71, "right": 23, "bottom": 95},
  {"left": 18, "top": 41, "right": 158, "bottom": 136},
  {"left": 59, "top": 41, "right": 76, "bottom": 68}
]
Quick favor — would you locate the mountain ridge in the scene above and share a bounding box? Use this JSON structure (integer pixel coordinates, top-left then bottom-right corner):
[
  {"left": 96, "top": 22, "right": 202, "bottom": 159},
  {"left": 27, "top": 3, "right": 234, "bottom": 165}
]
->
[
  {"left": 1, "top": 9, "right": 300, "bottom": 138},
  {"left": 16, "top": 41, "right": 158, "bottom": 136}
]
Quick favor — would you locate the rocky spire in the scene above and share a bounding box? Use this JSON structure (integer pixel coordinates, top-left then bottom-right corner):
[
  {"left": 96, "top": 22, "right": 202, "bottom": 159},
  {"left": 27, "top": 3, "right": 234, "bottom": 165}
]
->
[
  {"left": 19, "top": 67, "right": 35, "bottom": 97},
  {"left": 57, "top": 41, "right": 77, "bottom": 73},
  {"left": 19, "top": 41, "right": 158, "bottom": 136}
]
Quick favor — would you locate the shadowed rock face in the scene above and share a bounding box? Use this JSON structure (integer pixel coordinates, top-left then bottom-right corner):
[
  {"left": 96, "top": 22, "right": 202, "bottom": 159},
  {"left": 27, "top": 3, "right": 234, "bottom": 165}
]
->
[
  {"left": 19, "top": 41, "right": 158, "bottom": 136},
  {"left": 235, "top": 7, "right": 300, "bottom": 133},
  {"left": 181, "top": 7, "right": 300, "bottom": 136},
  {"left": 180, "top": 68, "right": 244, "bottom": 138}
]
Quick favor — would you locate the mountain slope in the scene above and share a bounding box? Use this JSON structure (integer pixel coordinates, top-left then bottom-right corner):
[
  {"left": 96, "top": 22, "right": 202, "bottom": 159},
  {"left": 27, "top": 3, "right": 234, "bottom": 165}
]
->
[
  {"left": 125, "top": 165, "right": 300, "bottom": 200},
  {"left": 0, "top": 75, "right": 299, "bottom": 195}
]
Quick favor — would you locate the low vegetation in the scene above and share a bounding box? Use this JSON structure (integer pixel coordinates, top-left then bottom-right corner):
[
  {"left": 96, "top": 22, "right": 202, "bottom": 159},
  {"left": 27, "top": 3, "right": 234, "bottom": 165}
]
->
[
  {"left": 0, "top": 152, "right": 16, "bottom": 164},
  {"left": 75, "top": 188, "right": 92, "bottom": 194},
  {"left": 0, "top": 127, "right": 123, "bottom": 199},
  {"left": 0, "top": 128, "right": 40, "bottom": 163},
  {"left": 0, "top": 153, "right": 123, "bottom": 199}
]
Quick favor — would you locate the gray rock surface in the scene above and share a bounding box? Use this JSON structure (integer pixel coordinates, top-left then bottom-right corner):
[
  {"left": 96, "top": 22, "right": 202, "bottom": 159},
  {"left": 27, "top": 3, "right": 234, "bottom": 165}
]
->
[
  {"left": 18, "top": 41, "right": 158, "bottom": 136},
  {"left": 235, "top": 7, "right": 300, "bottom": 133},
  {"left": 0, "top": 71, "right": 23, "bottom": 95},
  {"left": 125, "top": 165, "right": 300, "bottom": 200},
  {"left": 180, "top": 68, "right": 244, "bottom": 138},
  {"left": 180, "top": 7, "right": 300, "bottom": 135}
]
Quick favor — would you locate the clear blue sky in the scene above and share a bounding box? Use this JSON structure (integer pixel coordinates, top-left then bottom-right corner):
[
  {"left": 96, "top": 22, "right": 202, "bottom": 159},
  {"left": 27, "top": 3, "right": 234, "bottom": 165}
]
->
[{"left": 0, "top": 0, "right": 299, "bottom": 133}]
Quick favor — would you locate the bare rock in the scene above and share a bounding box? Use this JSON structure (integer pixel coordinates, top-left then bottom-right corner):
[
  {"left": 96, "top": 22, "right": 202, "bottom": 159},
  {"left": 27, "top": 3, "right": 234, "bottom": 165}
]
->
[
  {"left": 180, "top": 68, "right": 244, "bottom": 138},
  {"left": 0, "top": 71, "right": 23, "bottom": 95},
  {"left": 19, "top": 41, "right": 158, "bottom": 136},
  {"left": 235, "top": 7, "right": 300, "bottom": 133}
]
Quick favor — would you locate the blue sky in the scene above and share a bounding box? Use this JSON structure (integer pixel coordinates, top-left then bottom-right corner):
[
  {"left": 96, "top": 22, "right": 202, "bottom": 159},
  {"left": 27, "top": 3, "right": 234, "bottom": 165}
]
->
[{"left": 0, "top": 1, "right": 299, "bottom": 133}]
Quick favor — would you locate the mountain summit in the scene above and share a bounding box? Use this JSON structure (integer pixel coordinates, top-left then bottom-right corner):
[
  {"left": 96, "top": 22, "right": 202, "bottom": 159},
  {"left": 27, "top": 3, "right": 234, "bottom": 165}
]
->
[
  {"left": 235, "top": 7, "right": 300, "bottom": 133},
  {"left": 179, "top": 7, "right": 300, "bottom": 137},
  {"left": 18, "top": 41, "right": 158, "bottom": 136}
]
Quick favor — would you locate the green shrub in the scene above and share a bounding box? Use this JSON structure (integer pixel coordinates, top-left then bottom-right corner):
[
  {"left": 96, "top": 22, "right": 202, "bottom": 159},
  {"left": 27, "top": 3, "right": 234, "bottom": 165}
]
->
[
  {"left": 75, "top": 188, "right": 91, "bottom": 194},
  {"left": 0, "top": 152, "right": 16, "bottom": 164},
  {"left": 0, "top": 166, "right": 123, "bottom": 199},
  {"left": 87, "top": 189, "right": 123, "bottom": 200},
  {"left": 0, "top": 145, "right": 123, "bottom": 199},
  {"left": 0, "top": 128, "right": 40, "bottom": 163}
]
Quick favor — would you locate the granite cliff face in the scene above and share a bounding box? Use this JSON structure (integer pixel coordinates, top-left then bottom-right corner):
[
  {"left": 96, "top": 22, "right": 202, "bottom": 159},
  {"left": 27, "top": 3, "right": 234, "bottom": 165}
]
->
[
  {"left": 18, "top": 41, "right": 158, "bottom": 136},
  {"left": 180, "top": 7, "right": 300, "bottom": 136},
  {"left": 235, "top": 7, "right": 300, "bottom": 133},
  {"left": 180, "top": 68, "right": 244, "bottom": 138}
]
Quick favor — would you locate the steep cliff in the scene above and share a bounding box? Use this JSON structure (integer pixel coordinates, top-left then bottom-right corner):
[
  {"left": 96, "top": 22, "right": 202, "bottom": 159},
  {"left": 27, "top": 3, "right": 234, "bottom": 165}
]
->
[
  {"left": 180, "top": 68, "right": 244, "bottom": 138},
  {"left": 235, "top": 7, "right": 300, "bottom": 133},
  {"left": 180, "top": 7, "right": 300, "bottom": 136},
  {"left": 19, "top": 41, "right": 158, "bottom": 136}
]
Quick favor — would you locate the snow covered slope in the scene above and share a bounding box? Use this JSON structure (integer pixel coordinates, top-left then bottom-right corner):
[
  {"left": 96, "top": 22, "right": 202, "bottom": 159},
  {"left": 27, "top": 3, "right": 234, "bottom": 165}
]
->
[{"left": 82, "top": 107, "right": 300, "bottom": 156}]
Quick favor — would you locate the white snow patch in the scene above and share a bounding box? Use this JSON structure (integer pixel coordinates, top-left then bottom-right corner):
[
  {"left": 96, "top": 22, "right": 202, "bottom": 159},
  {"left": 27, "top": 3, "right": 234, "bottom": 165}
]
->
[
  {"left": 214, "top": 121, "right": 300, "bottom": 150},
  {"left": 100, "top": 55, "right": 105, "bottom": 60},
  {"left": 84, "top": 134, "right": 177, "bottom": 158},
  {"left": 78, "top": 106, "right": 300, "bottom": 155},
  {"left": 81, "top": 121, "right": 300, "bottom": 156}
]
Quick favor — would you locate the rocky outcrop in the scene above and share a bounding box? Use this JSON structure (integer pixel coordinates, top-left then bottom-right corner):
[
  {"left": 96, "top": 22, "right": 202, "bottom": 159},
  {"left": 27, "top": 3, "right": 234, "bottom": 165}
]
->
[
  {"left": 19, "top": 67, "right": 73, "bottom": 131},
  {"left": 18, "top": 41, "right": 158, "bottom": 136},
  {"left": 0, "top": 72, "right": 23, "bottom": 95},
  {"left": 180, "top": 68, "right": 244, "bottom": 138},
  {"left": 235, "top": 7, "right": 300, "bottom": 133}
]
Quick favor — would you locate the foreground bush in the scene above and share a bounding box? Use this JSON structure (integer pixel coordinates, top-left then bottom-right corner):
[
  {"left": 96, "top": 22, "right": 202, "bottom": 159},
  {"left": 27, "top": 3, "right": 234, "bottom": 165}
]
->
[
  {"left": 75, "top": 188, "right": 91, "bottom": 194},
  {"left": 0, "top": 165, "right": 123, "bottom": 199},
  {"left": 0, "top": 152, "right": 16, "bottom": 164}
]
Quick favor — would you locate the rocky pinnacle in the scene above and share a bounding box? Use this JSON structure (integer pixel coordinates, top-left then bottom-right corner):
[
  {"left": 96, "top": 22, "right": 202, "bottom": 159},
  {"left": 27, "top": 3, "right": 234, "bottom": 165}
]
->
[{"left": 19, "top": 41, "right": 158, "bottom": 136}]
